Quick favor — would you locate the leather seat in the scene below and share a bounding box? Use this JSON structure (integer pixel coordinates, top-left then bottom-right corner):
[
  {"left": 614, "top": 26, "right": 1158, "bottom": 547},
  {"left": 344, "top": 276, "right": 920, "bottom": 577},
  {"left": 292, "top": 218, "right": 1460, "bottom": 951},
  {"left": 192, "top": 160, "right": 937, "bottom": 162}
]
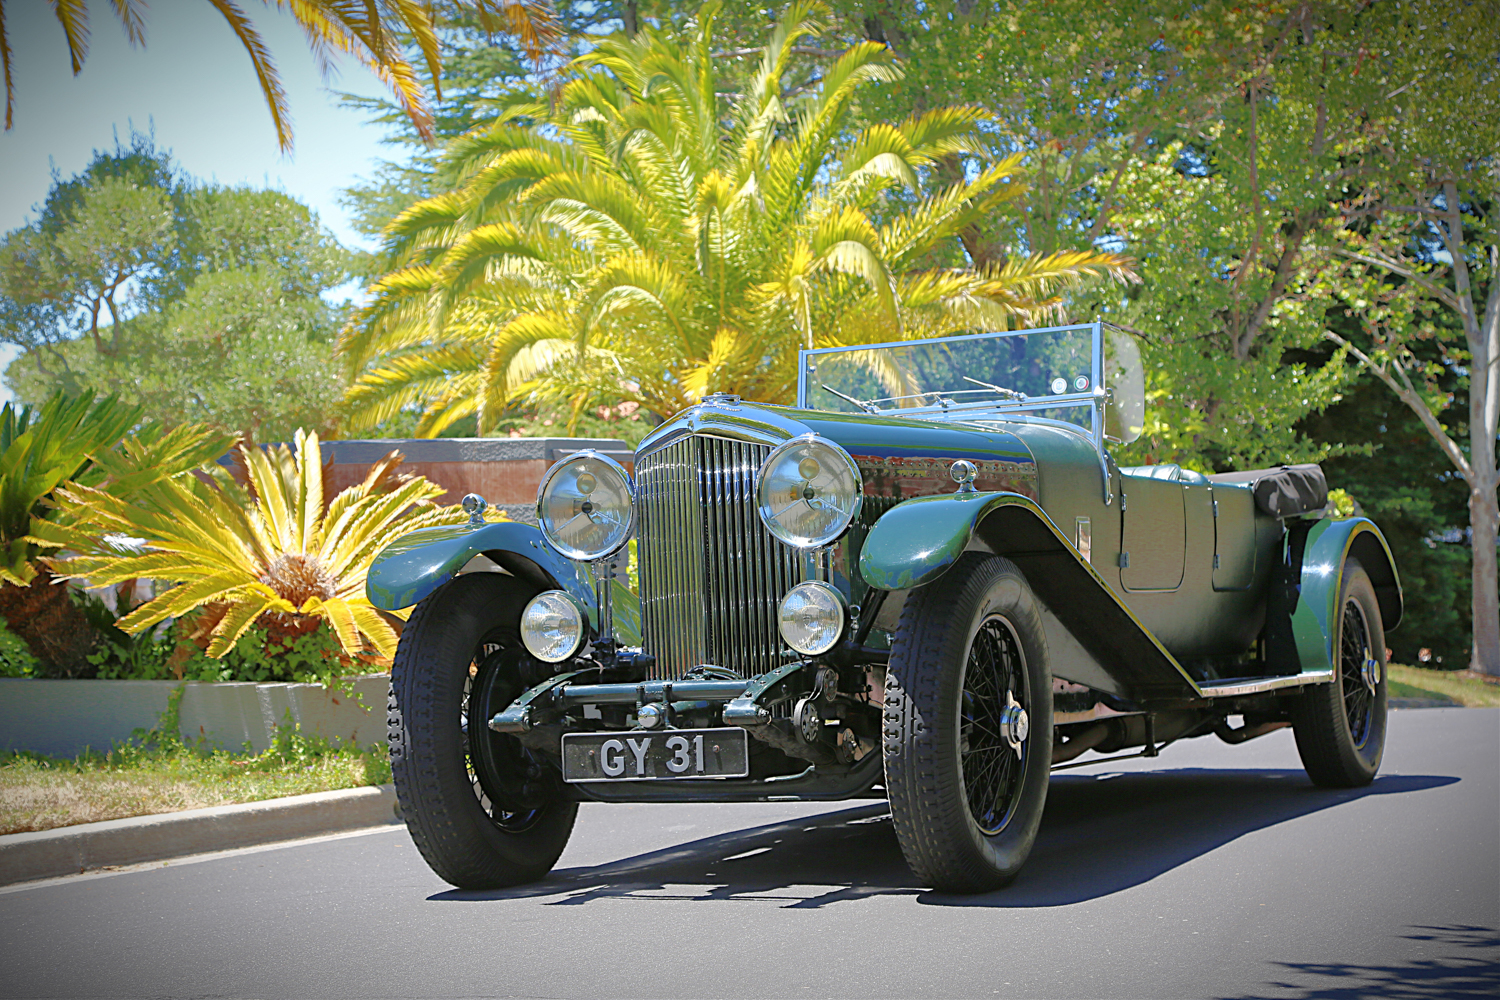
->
[{"left": 1118, "top": 463, "right": 1209, "bottom": 485}]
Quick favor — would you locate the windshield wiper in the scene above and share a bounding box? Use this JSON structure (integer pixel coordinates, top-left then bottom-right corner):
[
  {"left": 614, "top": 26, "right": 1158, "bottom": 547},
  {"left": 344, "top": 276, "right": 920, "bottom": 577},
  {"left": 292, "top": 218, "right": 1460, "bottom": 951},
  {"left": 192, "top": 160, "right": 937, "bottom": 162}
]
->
[
  {"left": 821, "top": 384, "right": 880, "bottom": 414},
  {"left": 962, "top": 375, "right": 1028, "bottom": 402}
]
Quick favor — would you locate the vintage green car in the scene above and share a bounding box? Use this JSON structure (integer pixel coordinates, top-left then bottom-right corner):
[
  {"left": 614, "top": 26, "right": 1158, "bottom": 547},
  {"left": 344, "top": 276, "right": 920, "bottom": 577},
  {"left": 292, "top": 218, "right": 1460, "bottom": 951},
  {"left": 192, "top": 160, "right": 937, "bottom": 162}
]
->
[{"left": 368, "top": 322, "right": 1400, "bottom": 893}]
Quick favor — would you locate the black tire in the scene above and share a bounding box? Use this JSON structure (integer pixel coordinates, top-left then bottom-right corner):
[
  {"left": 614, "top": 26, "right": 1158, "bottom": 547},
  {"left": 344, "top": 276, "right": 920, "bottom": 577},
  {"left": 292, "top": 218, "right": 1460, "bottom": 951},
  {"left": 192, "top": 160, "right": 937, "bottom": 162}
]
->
[
  {"left": 1292, "top": 559, "right": 1388, "bottom": 787},
  {"left": 883, "top": 553, "right": 1053, "bottom": 893},
  {"left": 388, "top": 573, "right": 577, "bottom": 889}
]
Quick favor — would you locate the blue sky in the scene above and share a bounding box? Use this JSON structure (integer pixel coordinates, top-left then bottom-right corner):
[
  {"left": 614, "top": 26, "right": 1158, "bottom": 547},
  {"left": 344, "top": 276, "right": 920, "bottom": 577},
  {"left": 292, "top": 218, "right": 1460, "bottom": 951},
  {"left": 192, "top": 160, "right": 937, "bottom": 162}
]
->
[{"left": 0, "top": 3, "right": 407, "bottom": 400}]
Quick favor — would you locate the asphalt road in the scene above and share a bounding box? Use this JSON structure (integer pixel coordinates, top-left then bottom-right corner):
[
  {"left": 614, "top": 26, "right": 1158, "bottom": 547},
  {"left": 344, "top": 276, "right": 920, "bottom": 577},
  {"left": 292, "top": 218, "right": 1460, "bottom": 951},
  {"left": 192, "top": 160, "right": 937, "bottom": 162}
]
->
[{"left": 3, "top": 707, "right": 1496, "bottom": 1000}]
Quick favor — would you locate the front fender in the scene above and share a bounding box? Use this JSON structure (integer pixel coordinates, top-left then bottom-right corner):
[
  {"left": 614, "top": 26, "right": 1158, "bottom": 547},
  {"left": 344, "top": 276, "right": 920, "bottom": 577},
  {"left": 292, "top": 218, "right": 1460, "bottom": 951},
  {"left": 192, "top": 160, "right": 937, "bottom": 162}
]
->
[
  {"left": 858, "top": 490, "right": 1035, "bottom": 592},
  {"left": 1291, "top": 517, "right": 1403, "bottom": 674},
  {"left": 366, "top": 520, "right": 641, "bottom": 645}
]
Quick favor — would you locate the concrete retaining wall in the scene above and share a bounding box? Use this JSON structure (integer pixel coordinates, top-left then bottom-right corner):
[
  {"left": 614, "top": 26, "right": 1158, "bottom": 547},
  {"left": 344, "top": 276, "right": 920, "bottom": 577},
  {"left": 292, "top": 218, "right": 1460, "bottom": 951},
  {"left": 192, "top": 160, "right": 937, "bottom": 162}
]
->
[{"left": 0, "top": 675, "right": 390, "bottom": 758}]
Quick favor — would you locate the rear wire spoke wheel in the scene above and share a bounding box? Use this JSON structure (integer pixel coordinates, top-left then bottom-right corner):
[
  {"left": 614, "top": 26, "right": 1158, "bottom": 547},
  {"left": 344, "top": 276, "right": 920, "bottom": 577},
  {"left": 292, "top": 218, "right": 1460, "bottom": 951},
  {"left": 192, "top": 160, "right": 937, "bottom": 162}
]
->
[
  {"left": 1292, "top": 558, "right": 1388, "bottom": 787},
  {"left": 389, "top": 574, "right": 577, "bottom": 889},
  {"left": 884, "top": 553, "right": 1053, "bottom": 893}
]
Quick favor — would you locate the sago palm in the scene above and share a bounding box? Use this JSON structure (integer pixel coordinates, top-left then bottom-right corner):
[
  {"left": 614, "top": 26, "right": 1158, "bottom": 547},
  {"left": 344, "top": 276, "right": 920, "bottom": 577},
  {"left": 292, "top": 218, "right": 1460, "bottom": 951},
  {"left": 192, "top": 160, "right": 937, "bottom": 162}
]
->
[
  {"left": 0, "top": 392, "right": 142, "bottom": 587},
  {"left": 33, "top": 429, "right": 466, "bottom": 660},
  {"left": 340, "top": 0, "right": 1136, "bottom": 434},
  {"left": 0, "top": 0, "right": 563, "bottom": 150},
  {"left": 0, "top": 392, "right": 237, "bottom": 675}
]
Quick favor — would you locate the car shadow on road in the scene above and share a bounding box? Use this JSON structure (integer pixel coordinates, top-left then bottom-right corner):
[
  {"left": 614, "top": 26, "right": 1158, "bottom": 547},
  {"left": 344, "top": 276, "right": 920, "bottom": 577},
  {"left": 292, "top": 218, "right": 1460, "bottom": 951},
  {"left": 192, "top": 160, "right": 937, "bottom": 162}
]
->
[
  {"left": 925, "top": 768, "right": 1456, "bottom": 908},
  {"left": 1235, "top": 924, "right": 1500, "bottom": 999},
  {"left": 428, "top": 768, "right": 1456, "bottom": 909}
]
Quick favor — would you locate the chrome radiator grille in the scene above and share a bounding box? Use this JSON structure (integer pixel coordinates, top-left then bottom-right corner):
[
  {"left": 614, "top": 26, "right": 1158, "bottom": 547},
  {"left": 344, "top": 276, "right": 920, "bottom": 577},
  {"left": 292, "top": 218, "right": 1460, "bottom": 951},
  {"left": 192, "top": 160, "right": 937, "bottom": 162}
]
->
[{"left": 635, "top": 435, "right": 802, "bottom": 680}]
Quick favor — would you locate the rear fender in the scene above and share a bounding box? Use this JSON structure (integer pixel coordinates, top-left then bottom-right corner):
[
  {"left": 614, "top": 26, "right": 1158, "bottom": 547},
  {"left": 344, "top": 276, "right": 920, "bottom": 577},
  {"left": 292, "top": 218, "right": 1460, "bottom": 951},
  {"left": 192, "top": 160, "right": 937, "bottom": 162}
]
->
[
  {"left": 1290, "top": 517, "right": 1402, "bottom": 674},
  {"left": 859, "top": 492, "right": 1201, "bottom": 704},
  {"left": 366, "top": 520, "right": 641, "bottom": 645}
]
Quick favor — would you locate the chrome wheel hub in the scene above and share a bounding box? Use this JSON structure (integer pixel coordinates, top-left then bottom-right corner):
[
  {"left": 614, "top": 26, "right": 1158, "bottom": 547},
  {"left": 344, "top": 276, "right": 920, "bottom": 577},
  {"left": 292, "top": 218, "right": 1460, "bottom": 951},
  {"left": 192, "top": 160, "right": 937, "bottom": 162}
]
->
[
  {"left": 999, "top": 691, "right": 1029, "bottom": 758},
  {"left": 1362, "top": 650, "right": 1381, "bottom": 694}
]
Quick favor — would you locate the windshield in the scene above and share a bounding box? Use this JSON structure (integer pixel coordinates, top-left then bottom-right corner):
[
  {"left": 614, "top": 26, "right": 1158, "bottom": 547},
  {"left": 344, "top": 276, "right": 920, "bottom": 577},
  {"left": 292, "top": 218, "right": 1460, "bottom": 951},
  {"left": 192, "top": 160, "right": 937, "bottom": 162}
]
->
[{"left": 799, "top": 324, "right": 1100, "bottom": 433}]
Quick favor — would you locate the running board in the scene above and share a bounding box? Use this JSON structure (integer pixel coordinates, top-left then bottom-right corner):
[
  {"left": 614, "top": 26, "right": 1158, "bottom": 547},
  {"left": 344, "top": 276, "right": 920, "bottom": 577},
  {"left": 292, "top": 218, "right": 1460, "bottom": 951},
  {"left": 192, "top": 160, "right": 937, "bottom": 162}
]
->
[{"left": 1198, "top": 671, "right": 1333, "bottom": 698}]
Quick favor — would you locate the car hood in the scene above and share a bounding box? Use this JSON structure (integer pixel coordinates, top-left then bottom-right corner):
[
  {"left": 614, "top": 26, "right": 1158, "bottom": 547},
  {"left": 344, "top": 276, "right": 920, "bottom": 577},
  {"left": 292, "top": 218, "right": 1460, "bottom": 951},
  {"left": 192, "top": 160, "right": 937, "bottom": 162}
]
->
[{"left": 636, "top": 399, "right": 1037, "bottom": 501}]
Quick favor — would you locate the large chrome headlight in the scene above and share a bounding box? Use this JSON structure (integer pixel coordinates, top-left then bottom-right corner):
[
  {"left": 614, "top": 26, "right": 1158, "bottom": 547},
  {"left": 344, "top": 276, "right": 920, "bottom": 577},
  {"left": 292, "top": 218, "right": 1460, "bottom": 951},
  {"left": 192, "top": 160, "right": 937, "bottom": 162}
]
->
[
  {"left": 537, "top": 451, "right": 634, "bottom": 561},
  {"left": 755, "top": 435, "right": 862, "bottom": 549}
]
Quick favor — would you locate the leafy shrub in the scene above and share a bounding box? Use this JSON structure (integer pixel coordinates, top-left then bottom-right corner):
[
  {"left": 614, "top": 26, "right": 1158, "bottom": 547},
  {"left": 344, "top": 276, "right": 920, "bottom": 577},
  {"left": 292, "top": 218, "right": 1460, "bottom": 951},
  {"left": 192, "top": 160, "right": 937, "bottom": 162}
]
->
[
  {"left": 0, "top": 615, "right": 38, "bottom": 677},
  {"left": 86, "top": 612, "right": 376, "bottom": 686}
]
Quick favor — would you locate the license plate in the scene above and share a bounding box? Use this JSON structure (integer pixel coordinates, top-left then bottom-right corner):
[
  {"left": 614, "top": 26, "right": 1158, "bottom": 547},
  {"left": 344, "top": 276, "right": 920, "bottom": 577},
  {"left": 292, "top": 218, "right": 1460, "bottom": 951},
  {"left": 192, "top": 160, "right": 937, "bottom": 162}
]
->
[{"left": 561, "top": 728, "right": 749, "bottom": 782}]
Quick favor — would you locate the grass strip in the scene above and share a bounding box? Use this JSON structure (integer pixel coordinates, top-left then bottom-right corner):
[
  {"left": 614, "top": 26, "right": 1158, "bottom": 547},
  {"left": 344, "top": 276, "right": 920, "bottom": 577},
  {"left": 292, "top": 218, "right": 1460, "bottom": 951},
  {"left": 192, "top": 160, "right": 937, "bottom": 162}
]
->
[
  {"left": 1387, "top": 663, "right": 1500, "bottom": 708},
  {"left": 0, "top": 719, "right": 391, "bottom": 836}
]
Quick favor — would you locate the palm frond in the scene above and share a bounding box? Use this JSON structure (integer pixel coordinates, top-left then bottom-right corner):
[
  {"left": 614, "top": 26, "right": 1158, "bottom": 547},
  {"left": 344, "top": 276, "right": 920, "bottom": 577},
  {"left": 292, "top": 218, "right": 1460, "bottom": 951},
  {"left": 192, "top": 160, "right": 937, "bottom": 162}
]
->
[
  {"left": 207, "top": 0, "right": 293, "bottom": 153},
  {"left": 53, "top": 0, "right": 90, "bottom": 74}
]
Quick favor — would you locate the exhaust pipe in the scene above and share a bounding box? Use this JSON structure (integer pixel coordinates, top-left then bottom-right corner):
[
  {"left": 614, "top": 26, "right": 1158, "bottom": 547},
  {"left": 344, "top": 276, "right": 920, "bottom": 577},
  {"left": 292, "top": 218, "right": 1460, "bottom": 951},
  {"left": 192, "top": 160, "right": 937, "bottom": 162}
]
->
[{"left": 1214, "top": 719, "right": 1290, "bottom": 745}]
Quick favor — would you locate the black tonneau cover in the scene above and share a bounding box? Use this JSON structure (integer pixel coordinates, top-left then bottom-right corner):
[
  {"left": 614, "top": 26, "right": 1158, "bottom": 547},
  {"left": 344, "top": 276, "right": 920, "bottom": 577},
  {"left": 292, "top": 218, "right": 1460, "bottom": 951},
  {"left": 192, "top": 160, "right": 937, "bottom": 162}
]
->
[{"left": 1207, "top": 464, "right": 1328, "bottom": 518}]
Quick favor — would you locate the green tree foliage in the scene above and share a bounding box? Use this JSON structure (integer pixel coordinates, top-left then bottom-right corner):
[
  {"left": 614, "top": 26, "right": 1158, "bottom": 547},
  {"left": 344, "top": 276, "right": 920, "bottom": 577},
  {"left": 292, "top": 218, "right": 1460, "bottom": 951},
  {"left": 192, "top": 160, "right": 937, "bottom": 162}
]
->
[
  {"left": 341, "top": 1, "right": 1134, "bottom": 433},
  {"left": 1312, "top": 0, "right": 1499, "bottom": 675},
  {"left": 1297, "top": 322, "right": 1473, "bottom": 667},
  {"left": 812, "top": 0, "right": 1403, "bottom": 471},
  {"left": 1, "top": 135, "right": 352, "bottom": 442},
  {"left": 338, "top": 2, "right": 726, "bottom": 260}
]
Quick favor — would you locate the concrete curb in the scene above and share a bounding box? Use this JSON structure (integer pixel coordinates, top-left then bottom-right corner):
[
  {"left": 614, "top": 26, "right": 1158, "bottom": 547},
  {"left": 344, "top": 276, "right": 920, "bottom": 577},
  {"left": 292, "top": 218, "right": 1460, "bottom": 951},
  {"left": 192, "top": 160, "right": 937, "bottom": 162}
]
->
[
  {"left": 0, "top": 783, "right": 401, "bottom": 886},
  {"left": 1390, "top": 697, "right": 1464, "bottom": 709}
]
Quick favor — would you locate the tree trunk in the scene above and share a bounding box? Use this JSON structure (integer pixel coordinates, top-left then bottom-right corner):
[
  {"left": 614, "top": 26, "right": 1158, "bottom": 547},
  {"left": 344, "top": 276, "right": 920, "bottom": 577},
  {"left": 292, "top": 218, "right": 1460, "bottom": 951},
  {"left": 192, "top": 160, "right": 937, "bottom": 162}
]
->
[
  {"left": 1468, "top": 245, "right": 1500, "bottom": 676},
  {"left": 1471, "top": 477, "right": 1500, "bottom": 676},
  {"left": 1455, "top": 184, "right": 1500, "bottom": 677},
  {"left": 0, "top": 575, "right": 101, "bottom": 677}
]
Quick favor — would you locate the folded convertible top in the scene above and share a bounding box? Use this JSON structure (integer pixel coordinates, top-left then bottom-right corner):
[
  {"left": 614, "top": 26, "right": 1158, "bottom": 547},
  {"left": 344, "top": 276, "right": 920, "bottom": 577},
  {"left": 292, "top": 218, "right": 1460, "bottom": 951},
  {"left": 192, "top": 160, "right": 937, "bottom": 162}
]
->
[{"left": 1206, "top": 463, "right": 1328, "bottom": 518}]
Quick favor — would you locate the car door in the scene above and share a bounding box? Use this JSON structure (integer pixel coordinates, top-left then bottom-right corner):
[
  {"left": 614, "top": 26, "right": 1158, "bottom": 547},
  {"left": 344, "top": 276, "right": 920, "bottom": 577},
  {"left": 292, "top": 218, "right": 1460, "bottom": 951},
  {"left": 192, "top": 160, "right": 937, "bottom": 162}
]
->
[{"left": 1118, "top": 470, "right": 1186, "bottom": 592}]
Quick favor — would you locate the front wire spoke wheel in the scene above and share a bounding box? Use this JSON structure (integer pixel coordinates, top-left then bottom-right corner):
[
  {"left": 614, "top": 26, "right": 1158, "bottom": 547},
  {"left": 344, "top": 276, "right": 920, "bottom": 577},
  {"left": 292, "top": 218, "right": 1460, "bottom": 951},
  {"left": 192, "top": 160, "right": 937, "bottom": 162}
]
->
[
  {"left": 463, "top": 641, "right": 543, "bottom": 832},
  {"left": 962, "top": 616, "right": 1029, "bottom": 835},
  {"left": 884, "top": 553, "right": 1053, "bottom": 893},
  {"left": 388, "top": 574, "right": 578, "bottom": 890}
]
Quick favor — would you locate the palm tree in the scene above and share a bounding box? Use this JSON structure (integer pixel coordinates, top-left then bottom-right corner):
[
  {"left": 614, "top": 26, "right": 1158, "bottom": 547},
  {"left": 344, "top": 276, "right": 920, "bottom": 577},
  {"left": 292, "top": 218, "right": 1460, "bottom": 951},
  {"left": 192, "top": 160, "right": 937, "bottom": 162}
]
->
[
  {"left": 340, "top": 0, "right": 1136, "bottom": 434},
  {"left": 0, "top": 0, "right": 563, "bottom": 152}
]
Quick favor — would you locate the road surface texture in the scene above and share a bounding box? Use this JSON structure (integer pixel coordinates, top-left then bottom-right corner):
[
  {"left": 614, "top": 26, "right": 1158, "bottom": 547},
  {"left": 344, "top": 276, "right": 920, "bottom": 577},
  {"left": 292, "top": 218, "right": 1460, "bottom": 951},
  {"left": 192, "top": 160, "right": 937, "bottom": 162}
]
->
[{"left": 3, "top": 707, "right": 1496, "bottom": 999}]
